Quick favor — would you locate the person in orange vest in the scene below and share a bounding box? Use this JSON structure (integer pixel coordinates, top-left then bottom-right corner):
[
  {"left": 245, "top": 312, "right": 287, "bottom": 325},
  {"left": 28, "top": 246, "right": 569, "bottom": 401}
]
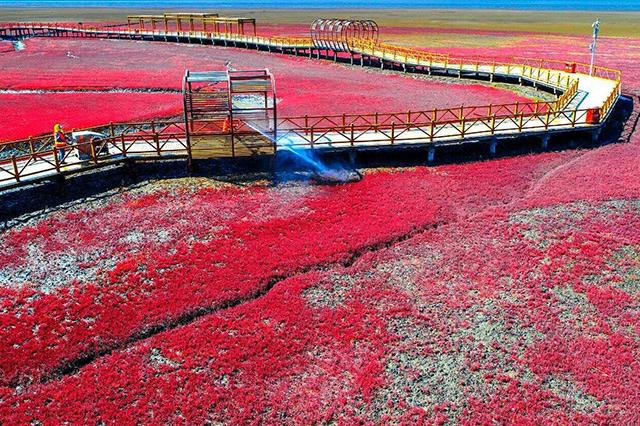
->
[
  {"left": 222, "top": 116, "right": 231, "bottom": 133},
  {"left": 53, "top": 123, "right": 68, "bottom": 164}
]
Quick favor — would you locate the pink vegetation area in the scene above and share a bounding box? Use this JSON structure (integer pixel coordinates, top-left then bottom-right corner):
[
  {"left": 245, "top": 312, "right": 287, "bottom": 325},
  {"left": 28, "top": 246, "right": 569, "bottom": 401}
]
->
[
  {"left": 0, "top": 93, "right": 182, "bottom": 141},
  {"left": 0, "top": 41, "right": 14, "bottom": 53},
  {"left": 0, "top": 27, "right": 639, "bottom": 423},
  {"left": 2, "top": 132, "right": 640, "bottom": 422}
]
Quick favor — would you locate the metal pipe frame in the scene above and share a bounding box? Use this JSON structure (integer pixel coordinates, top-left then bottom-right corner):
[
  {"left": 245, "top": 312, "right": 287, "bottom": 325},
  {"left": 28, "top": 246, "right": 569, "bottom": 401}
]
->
[{"left": 310, "top": 19, "right": 378, "bottom": 52}]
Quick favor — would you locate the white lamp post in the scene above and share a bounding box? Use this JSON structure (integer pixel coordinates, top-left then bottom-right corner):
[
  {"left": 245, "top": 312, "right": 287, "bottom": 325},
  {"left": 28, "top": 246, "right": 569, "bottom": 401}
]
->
[{"left": 589, "top": 18, "right": 600, "bottom": 76}]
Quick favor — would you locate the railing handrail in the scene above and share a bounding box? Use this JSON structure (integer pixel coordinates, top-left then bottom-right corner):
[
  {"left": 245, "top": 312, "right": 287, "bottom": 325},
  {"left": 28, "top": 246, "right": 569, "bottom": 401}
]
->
[
  {"left": 0, "top": 104, "right": 606, "bottom": 157},
  {"left": 0, "top": 105, "right": 600, "bottom": 180},
  {"left": 0, "top": 101, "right": 557, "bottom": 146}
]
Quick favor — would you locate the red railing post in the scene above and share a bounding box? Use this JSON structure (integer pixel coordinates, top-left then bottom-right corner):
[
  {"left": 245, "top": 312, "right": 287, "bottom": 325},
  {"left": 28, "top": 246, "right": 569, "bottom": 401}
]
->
[
  {"left": 28, "top": 137, "right": 35, "bottom": 159},
  {"left": 151, "top": 122, "right": 162, "bottom": 155},
  {"left": 121, "top": 134, "right": 127, "bottom": 157},
  {"left": 90, "top": 141, "right": 98, "bottom": 164},
  {"left": 11, "top": 156, "right": 19, "bottom": 182},
  {"left": 391, "top": 122, "right": 395, "bottom": 144},
  {"left": 518, "top": 113, "right": 524, "bottom": 131},
  {"left": 350, "top": 123, "right": 355, "bottom": 146},
  {"left": 545, "top": 110, "right": 551, "bottom": 129}
]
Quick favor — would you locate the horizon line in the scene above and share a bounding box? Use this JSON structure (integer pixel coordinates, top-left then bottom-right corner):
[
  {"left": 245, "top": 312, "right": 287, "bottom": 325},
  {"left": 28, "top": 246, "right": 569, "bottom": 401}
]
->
[{"left": 1, "top": 5, "right": 638, "bottom": 12}]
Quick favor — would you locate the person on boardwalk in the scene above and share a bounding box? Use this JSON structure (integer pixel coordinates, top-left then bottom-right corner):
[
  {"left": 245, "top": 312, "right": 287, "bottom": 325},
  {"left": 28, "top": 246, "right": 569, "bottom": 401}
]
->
[
  {"left": 53, "top": 123, "right": 68, "bottom": 164},
  {"left": 222, "top": 116, "right": 231, "bottom": 133}
]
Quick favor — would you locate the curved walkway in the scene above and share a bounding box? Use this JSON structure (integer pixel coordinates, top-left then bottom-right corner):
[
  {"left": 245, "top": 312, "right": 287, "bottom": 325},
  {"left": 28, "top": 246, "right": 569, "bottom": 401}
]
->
[{"left": 0, "top": 22, "right": 623, "bottom": 190}]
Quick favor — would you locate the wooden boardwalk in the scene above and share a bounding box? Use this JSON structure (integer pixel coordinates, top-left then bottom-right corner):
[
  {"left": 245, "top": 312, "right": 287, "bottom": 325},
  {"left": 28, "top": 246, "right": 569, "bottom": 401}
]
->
[{"left": 0, "top": 22, "right": 622, "bottom": 190}]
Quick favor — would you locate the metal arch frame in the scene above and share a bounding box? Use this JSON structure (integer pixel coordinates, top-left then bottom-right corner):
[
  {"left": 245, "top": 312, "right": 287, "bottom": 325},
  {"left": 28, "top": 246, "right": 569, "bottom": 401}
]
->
[
  {"left": 310, "top": 18, "right": 379, "bottom": 52},
  {"left": 328, "top": 19, "right": 343, "bottom": 52},
  {"left": 361, "top": 20, "right": 379, "bottom": 45}
]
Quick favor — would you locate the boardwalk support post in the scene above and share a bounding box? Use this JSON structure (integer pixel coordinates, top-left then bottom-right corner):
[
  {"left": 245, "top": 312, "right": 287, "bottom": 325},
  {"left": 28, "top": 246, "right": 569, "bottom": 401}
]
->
[
  {"left": 489, "top": 137, "right": 498, "bottom": 156},
  {"left": 348, "top": 150, "right": 356, "bottom": 166},
  {"left": 541, "top": 134, "right": 550, "bottom": 150},
  {"left": 427, "top": 146, "right": 435, "bottom": 163}
]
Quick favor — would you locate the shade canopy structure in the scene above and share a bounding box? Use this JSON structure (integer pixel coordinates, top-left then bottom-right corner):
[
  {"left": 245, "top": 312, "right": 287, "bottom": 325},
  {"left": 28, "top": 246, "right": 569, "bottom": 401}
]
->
[
  {"left": 310, "top": 19, "right": 379, "bottom": 52},
  {"left": 126, "top": 13, "right": 256, "bottom": 35},
  {"left": 182, "top": 69, "right": 277, "bottom": 159},
  {"left": 201, "top": 17, "right": 257, "bottom": 35}
]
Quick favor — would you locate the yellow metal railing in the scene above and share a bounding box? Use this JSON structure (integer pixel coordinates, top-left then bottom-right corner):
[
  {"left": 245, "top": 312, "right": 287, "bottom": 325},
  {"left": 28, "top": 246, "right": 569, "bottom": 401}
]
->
[
  {"left": 601, "top": 79, "right": 622, "bottom": 118},
  {"left": 516, "top": 57, "right": 622, "bottom": 82},
  {"left": 349, "top": 39, "right": 586, "bottom": 117}
]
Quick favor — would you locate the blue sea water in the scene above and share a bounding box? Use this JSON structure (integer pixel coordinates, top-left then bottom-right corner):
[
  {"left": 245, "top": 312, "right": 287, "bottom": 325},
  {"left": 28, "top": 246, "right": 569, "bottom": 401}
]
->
[{"left": 0, "top": 0, "right": 638, "bottom": 11}]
